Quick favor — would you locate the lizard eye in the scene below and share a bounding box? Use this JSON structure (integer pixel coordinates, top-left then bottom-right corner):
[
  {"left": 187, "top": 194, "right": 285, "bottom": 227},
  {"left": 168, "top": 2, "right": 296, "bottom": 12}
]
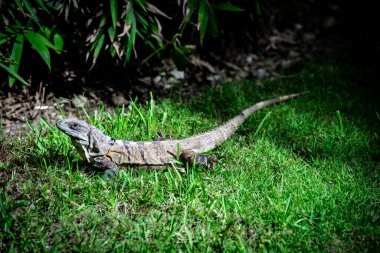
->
[{"left": 70, "top": 122, "right": 79, "bottom": 128}]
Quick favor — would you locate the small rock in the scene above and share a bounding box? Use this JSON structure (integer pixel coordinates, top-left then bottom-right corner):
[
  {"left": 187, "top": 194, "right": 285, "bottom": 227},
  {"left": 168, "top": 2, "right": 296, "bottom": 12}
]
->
[
  {"left": 170, "top": 69, "right": 185, "bottom": 79},
  {"left": 111, "top": 92, "right": 129, "bottom": 106},
  {"left": 303, "top": 33, "right": 315, "bottom": 41},
  {"left": 295, "top": 23, "right": 303, "bottom": 30},
  {"left": 253, "top": 68, "right": 268, "bottom": 78},
  {"left": 289, "top": 50, "right": 300, "bottom": 58},
  {"left": 153, "top": 75, "right": 162, "bottom": 85},
  {"left": 324, "top": 16, "right": 335, "bottom": 29},
  {"left": 167, "top": 77, "right": 180, "bottom": 84},
  {"left": 246, "top": 55, "right": 253, "bottom": 64},
  {"left": 72, "top": 95, "right": 87, "bottom": 108},
  {"left": 206, "top": 74, "right": 221, "bottom": 82}
]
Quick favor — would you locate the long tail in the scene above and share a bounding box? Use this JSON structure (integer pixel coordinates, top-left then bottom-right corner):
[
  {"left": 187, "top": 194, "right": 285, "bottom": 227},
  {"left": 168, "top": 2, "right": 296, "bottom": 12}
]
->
[
  {"left": 241, "top": 92, "right": 305, "bottom": 117},
  {"left": 180, "top": 92, "right": 307, "bottom": 153}
]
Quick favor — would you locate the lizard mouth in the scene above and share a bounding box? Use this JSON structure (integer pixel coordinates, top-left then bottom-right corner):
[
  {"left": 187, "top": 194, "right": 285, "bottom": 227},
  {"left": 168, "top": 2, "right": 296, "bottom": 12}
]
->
[{"left": 56, "top": 119, "right": 70, "bottom": 132}]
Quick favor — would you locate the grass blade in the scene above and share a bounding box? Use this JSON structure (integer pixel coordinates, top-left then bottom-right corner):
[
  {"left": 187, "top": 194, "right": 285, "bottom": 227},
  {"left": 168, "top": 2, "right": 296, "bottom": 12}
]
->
[
  {"left": 252, "top": 111, "right": 272, "bottom": 139},
  {"left": 336, "top": 110, "right": 344, "bottom": 134},
  {"left": 130, "top": 100, "right": 146, "bottom": 127}
]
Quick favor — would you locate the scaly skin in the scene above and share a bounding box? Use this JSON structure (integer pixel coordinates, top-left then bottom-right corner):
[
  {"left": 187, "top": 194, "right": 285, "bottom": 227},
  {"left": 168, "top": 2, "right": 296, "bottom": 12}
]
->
[{"left": 57, "top": 93, "right": 304, "bottom": 180}]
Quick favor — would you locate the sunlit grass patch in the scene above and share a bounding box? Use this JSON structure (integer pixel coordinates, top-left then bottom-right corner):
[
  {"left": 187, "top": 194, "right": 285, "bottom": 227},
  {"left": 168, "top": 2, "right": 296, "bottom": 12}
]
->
[{"left": 1, "top": 58, "right": 379, "bottom": 251}]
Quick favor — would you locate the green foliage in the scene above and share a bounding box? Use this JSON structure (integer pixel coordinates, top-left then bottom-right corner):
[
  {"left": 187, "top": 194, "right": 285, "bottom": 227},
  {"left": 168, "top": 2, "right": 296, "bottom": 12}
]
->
[
  {"left": 0, "top": 0, "right": 245, "bottom": 88},
  {"left": 0, "top": 0, "right": 63, "bottom": 87}
]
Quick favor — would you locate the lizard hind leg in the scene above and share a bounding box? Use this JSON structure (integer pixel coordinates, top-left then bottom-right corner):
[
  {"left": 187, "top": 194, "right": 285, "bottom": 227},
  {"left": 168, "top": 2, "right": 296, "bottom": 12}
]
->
[
  {"left": 94, "top": 157, "right": 119, "bottom": 181},
  {"left": 179, "top": 150, "right": 218, "bottom": 169}
]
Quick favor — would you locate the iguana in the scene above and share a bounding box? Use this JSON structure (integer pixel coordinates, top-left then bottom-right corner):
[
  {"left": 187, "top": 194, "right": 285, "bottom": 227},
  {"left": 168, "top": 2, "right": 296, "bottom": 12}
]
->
[{"left": 57, "top": 93, "right": 303, "bottom": 180}]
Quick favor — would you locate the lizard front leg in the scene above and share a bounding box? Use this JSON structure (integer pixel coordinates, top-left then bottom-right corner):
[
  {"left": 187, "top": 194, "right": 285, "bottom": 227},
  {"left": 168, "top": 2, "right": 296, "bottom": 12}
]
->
[
  {"left": 94, "top": 157, "right": 119, "bottom": 181},
  {"left": 179, "top": 150, "right": 218, "bottom": 169}
]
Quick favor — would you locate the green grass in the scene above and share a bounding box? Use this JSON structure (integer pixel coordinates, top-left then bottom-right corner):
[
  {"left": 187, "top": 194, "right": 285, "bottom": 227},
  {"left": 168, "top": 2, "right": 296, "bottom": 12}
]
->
[{"left": 1, "top": 57, "right": 379, "bottom": 252}]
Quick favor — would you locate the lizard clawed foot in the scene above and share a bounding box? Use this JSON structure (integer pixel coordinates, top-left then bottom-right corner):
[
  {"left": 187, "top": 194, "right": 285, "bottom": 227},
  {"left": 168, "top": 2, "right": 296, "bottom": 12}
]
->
[
  {"left": 94, "top": 157, "right": 119, "bottom": 181},
  {"left": 103, "top": 169, "right": 117, "bottom": 181},
  {"left": 180, "top": 150, "right": 218, "bottom": 169}
]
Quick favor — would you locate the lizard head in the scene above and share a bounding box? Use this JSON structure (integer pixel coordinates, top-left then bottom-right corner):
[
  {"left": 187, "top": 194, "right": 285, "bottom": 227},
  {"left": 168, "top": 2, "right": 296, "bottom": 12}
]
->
[
  {"left": 57, "top": 118, "right": 113, "bottom": 162},
  {"left": 57, "top": 118, "right": 90, "bottom": 144}
]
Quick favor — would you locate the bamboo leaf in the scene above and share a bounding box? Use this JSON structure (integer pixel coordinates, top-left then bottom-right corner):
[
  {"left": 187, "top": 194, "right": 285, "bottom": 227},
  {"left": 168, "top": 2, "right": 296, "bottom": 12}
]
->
[
  {"left": 198, "top": 0, "right": 209, "bottom": 40},
  {"left": 0, "top": 37, "right": 8, "bottom": 45},
  {"left": 126, "top": 20, "right": 136, "bottom": 62},
  {"left": 110, "top": 0, "right": 118, "bottom": 31},
  {"left": 93, "top": 33, "right": 105, "bottom": 62},
  {"left": 39, "top": 34, "right": 57, "bottom": 51},
  {"left": 146, "top": 3, "right": 171, "bottom": 19},
  {"left": 23, "top": 0, "right": 43, "bottom": 30},
  {"left": 99, "top": 16, "right": 107, "bottom": 28},
  {"left": 208, "top": 6, "right": 218, "bottom": 37},
  {"left": 125, "top": 3, "right": 136, "bottom": 62},
  {"left": 125, "top": 2, "right": 135, "bottom": 24},
  {"left": 135, "top": 12, "right": 148, "bottom": 29},
  {"left": 28, "top": 30, "right": 59, "bottom": 52},
  {"left": 15, "top": 0, "right": 24, "bottom": 12},
  {"left": 108, "top": 26, "right": 115, "bottom": 41},
  {"left": 24, "top": 31, "right": 51, "bottom": 70},
  {"left": 8, "top": 34, "right": 24, "bottom": 87},
  {"left": 53, "top": 33, "right": 64, "bottom": 53},
  {"left": 43, "top": 27, "right": 52, "bottom": 39},
  {"left": 134, "top": 0, "right": 147, "bottom": 12},
  {"left": 255, "top": 1, "right": 261, "bottom": 15},
  {"left": 212, "top": 3, "right": 244, "bottom": 12},
  {"left": 34, "top": 0, "right": 52, "bottom": 15},
  {"left": 0, "top": 62, "right": 29, "bottom": 86}
]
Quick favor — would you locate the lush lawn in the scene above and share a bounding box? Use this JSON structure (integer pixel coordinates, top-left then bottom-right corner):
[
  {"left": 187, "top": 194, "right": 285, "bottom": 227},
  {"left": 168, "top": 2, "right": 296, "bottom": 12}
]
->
[{"left": 1, "top": 58, "right": 379, "bottom": 252}]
